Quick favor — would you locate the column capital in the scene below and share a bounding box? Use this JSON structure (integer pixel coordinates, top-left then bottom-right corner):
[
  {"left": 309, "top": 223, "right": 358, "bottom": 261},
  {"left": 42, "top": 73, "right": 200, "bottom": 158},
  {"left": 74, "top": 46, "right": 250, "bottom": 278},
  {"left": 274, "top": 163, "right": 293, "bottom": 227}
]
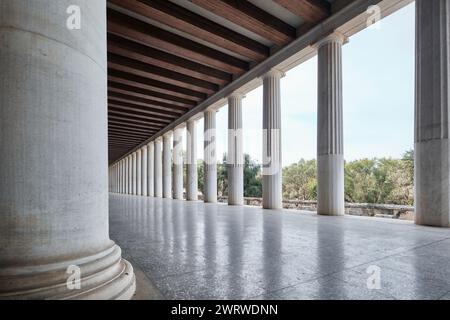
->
[
  {"left": 163, "top": 130, "right": 173, "bottom": 138},
  {"left": 315, "top": 31, "right": 347, "bottom": 49},
  {"left": 229, "top": 91, "right": 245, "bottom": 100},
  {"left": 147, "top": 140, "right": 154, "bottom": 147},
  {"left": 262, "top": 68, "right": 285, "bottom": 80}
]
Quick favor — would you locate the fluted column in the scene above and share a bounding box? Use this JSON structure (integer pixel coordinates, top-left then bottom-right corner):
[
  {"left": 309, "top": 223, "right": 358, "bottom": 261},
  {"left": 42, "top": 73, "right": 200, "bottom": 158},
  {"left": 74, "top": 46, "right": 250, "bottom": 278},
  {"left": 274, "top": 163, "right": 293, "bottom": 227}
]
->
[
  {"left": 204, "top": 109, "right": 217, "bottom": 203},
  {"left": 316, "top": 32, "right": 345, "bottom": 216},
  {"left": 163, "top": 131, "right": 173, "bottom": 199},
  {"left": 142, "top": 146, "right": 148, "bottom": 196},
  {"left": 131, "top": 152, "right": 137, "bottom": 195},
  {"left": 136, "top": 149, "right": 142, "bottom": 196},
  {"left": 173, "top": 127, "right": 184, "bottom": 200},
  {"left": 0, "top": 0, "right": 134, "bottom": 299},
  {"left": 228, "top": 93, "right": 244, "bottom": 206},
  {"left": 262, "top": 69, "right": 283, "bottom": 209},
  {"left": 128, "top": 155, "right": 133, "bottom": 195},
  {"left": 147, "top": 142, "right": 155, "bottom": 197},
  {"left": 154, "top": 137, "right": 163, "bottom": 198},
  {"left": 125, "top": 158, "right": 129, "bottom": 194},
  {"left": 415, "top": 0, "right": 450, "bottom": 227},
  {"left": 187, "top": 119, "right": 198, "bottom": 201}
]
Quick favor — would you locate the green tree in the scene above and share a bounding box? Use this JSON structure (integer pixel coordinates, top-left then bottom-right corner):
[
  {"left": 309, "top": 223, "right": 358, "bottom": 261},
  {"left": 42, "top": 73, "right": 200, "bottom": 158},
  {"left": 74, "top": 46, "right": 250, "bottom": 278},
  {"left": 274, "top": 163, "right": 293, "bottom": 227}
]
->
[{"left": 282, "top": 159, "right": 317, "bottom": 200}]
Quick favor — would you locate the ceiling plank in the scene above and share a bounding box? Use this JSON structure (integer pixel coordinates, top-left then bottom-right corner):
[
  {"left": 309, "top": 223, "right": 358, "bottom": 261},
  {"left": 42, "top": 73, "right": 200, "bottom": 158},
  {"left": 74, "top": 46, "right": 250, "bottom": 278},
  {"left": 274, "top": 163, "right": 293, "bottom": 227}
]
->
[
  {"left": 108, "top": 52, "right": 218, "bottom": 94},
  {"left": 108, "top": 109, "right": 172, "bottom": 124},
  {"left": 108, "top": 91, "right": 187, "bottom": 113},
  {"left": 109, "top": 0, "right": 268, "bottom": 61},
  {"left": 273, "top": 0, "right": 330, "bottom": 23},
  {"left": 108, "top": 124, "right": 156, "bottom": 135},
  {"left": 108, "top": 81, "right": 196, "bottom": 107},
  {"left": 108, "top": 69, "right": 206, "bottom": 101},
  {"left": 108, "top": 118, "right": 162, "bottom": 131},
  {"left": 108, "top": 99, "right": 181, "bottom": 118},
  {"left": 108, "top": 9, "right": 249, "bottom": 74},
  {"left": 190, "top": 0, "right": 296, "bottom": 46},
  {"left": 108, "top": 34, "right": 231, "bottom": 86}
]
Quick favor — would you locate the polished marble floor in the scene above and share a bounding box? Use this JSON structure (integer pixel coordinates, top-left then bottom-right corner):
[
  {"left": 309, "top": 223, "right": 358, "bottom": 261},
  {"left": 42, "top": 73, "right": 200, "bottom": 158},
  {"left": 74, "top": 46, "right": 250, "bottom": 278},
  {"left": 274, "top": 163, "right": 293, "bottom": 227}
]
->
[{"left": 109, "top": 194, "right": 450, "bottom": 300}]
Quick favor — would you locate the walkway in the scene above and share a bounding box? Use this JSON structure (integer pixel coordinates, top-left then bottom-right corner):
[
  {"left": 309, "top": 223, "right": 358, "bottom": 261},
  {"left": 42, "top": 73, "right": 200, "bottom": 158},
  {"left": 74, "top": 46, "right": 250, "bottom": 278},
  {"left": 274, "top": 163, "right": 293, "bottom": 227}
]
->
[{"left": 109, "top": 194, "right": 450, "bottom": 300}]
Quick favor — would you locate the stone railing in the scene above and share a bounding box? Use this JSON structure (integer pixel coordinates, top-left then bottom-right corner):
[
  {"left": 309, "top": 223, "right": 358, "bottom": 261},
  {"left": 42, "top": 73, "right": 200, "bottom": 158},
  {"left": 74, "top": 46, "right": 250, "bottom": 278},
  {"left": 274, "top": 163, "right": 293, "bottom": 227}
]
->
[{"left": 213, "top": 196, "right": 414, "bottom": 220}]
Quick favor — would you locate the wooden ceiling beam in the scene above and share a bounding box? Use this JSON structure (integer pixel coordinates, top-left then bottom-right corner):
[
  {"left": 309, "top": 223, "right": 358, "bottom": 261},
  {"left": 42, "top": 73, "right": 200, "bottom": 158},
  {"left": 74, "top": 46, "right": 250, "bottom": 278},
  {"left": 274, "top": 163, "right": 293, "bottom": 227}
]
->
[
  {"left": 109, "top": 0, "right": 268, "bottom": 61},
  {"left": 108, "top": 118, "right": 162, "bottom": 131},
  {"left": 108, "top": 91, "right": 187, "bottom": 113},
  {"left": 107, "top": 9, "right": 249, "bottom": 74},
  {"left": 108, "top": 34, "right": 231, "bottom": 86},
  {"left": 108, "top": 69, "right": 206, "bottom": 101},
  {"left": 108, "top": 99, "right": 181, "bottom": 118},
  {"left": 108, "top": 81, "right": 196, "bottom": 107},
  {"left": 190, "top": 0, "right": 296, "bottom": 46},
  {"left": 108, "top": 124, "right": 156, "bottom": 135},
  {"left": 273, "top": 0, "right": 330, "bottom": 24},
  {"left": 108, "top": 109, "right": 172, "bottom": 125},
  {"left": 108, "top": 53, "right": 218, "bottom": 94}
]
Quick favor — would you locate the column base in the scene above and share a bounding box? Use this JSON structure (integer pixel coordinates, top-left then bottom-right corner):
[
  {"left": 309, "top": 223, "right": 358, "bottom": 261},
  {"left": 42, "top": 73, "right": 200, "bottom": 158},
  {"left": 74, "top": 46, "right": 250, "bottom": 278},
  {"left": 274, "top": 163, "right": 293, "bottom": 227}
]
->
[
  {"left": 0, "top": 243, "right": 135, "bottom": 300},
  {"left": 415, "top": 139, "right": 450, "bottom": 227},
  {"left": 317, "top": 154, "right": 345, "bottom": 216}
]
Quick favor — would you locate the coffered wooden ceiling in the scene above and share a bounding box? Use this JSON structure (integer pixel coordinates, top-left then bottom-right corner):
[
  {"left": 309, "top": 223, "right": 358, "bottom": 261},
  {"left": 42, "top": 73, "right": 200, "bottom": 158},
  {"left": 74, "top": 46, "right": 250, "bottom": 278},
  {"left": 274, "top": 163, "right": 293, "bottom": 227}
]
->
[{"left": 107, "top": 0, "right": 333, "bottom": 162}]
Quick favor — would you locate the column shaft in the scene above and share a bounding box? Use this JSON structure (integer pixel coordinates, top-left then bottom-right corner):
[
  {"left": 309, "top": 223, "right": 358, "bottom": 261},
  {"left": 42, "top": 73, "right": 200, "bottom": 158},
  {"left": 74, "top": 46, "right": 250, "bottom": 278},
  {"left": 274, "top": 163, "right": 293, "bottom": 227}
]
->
[
  {"left": 142, "top": 146, "right": 148, "bottom": 196},
  {"left": 262, "top": 70, "right": 283, "bottom": 209},
  {"left": 204, "top": 110, "right": 217, "bottom": 203},
  {"left": 163, "top": 132, "right": 173, "bottom": 198},
  {"left": 147, "top": 142, "right": 155, "bottom": 197},
  {"left": 317, "top": 33, "right": 345, "bottom": 216},
  {"left": 228, "top": 94, "right": 244, "bottom": 205},
  {"left": 131, "top": 152, "right": 137, "bottom": 195},
  {"left": 128, "top": 155, "right": 132, "bottom": 195},
  {"left": 415, "top": 0, "right": 450, "bottom": 227},
  {"left": 186, "top": 120, "right": 198, "bottom": 201},
  {"left": 173, "top": 127, "right": 184, "bottom": 199},
  {"left": 0, "top": 0, "right": 134, "bottom": 299},
  {"left": 154, "top": 138, "right": 163, "bottom": 197},
  {"left": 136, "top": 150, "right": 142, "bottom": 196}
]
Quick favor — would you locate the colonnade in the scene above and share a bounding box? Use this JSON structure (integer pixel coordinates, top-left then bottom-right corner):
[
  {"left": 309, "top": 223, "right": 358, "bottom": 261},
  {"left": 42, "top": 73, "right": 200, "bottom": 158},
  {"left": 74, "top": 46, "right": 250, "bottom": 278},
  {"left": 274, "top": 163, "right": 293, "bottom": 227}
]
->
[
  {"left": 109, "top": 0, "right": 450, "bottom": 228},
  {"left": 109, "top": 32, "right": 346, "bottom": 214}
]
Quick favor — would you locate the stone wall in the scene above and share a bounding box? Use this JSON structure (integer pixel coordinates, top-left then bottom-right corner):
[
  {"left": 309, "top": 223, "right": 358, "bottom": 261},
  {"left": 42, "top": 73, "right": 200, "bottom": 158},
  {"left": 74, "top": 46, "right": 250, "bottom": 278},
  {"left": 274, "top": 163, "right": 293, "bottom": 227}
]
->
[{"left": 213, "top": 196, "right": 414, "bottom": 220}]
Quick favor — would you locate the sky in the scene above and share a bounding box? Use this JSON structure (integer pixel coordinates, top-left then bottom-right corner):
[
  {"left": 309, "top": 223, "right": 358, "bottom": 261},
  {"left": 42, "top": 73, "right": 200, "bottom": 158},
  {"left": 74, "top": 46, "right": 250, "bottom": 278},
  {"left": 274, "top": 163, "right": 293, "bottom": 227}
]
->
[{"left": 187, "top": 2, "right": 415, "bottom": 167}]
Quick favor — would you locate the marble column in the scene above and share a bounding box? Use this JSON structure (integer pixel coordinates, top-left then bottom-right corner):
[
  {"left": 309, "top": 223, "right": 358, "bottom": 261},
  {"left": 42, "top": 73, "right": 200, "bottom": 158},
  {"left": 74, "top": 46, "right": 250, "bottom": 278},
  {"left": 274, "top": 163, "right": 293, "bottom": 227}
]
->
[
  {"left": 173, "top": 127, "right": 184, "bottom": 200},
  {"left": 136, "top": 149, "right": 142, "bottom": 196},
  {"left": 128, "top": 155, "right": 133, "bottom": 195},
  {"left": 262, "top": 69, "right": 283, "bottom": 209},
  {"left": 415, "top": 0, "right": 450, "bottom": 227},
  {"left": 147, "top": 142, "right": 155, "bottom": 197},
  {"left": 154, "top": 137, "right": 163, "bottom": 198},
  {"left": 122, "top": 160, "right": 126, "bottom": 194},
  {"left": 186, "top": 119, "right": 198, "bottom": 201},
  {"left": 131, "top": 152, "right": 137, "bottom": 195},
  {"left": 204, "top": 109, "right": 217, "bottom": 203},
  {"left": 0, "top": 0, "right": 135, "bottom": 299},
  {"left": 228, "top": 93, "right": 244, "bottom": 206},
  {"left": 163, "top": 132, "right": 173, "bottom": 199},
  {"left": 316, "top": 32, "right": 345, "bottom": 216},
  {"left": 142, "top": 146, "right": 148, "bottom": 196}
]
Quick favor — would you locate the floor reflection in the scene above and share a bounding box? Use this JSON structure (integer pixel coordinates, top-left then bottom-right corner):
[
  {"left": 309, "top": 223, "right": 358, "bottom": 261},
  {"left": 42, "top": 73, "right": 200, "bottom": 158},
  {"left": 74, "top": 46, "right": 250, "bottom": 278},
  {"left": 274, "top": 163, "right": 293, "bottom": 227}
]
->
[{"left": 109, "top": 194, "right": 450, "bottom": 300}]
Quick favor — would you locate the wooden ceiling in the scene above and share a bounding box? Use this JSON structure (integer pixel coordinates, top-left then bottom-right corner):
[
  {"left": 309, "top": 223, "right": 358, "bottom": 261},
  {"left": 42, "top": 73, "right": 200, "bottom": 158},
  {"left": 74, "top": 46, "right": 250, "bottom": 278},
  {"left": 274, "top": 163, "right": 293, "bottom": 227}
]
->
[{"left": 107, "top": 0, "right": 332, "bottom": 162}]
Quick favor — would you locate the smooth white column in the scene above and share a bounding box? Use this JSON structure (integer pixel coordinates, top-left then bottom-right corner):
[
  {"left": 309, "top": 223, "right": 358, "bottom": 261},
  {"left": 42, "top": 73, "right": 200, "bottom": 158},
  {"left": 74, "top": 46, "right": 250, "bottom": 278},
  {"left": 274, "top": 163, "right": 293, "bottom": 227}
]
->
[
  {"left": 142, "top": 146, "right": 148, "bottom": 196},
  {"left": 136, "top": 149, "right": 142, "bottom": 196},
  {"left": 128, "top": 155, "right": 133, "bottom": 195},
  {"left": 262, "top": 69, "right": 283, "bottom": 209},
  {"left": 317, "top": 32, "right": 345, "bottom": 216},
  {"left": 163, "top": 132, "right": 173, "bottom": 199},
  {"left": 228, "top": 93, "right": 244, "bottom": 206},
  {"left": 415, "top": 0, "right": 450, "bottom": 227},
  {"left": 132, "top": 152, "right": 137, "bottom": 195},
  {"left": 0, "top": 0, "right": 134, "bottom": 299},
  {"left": 173, "top": 127, "right": 184, "bottom": 200},
  {"left": 122, "top": 160, "right": 126, "bottom": 194},
  {"left": 147, "top": 142, "right": 155, "bottom": 197},
  {"left": 204, "top": 109, "right": 217, "bottom": 203},
  {"left": 154, "top": 137, "right": 163, "bottom": 198},
  {"left": 186, "top": 120, "right": 198, "bottom": 201}
]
